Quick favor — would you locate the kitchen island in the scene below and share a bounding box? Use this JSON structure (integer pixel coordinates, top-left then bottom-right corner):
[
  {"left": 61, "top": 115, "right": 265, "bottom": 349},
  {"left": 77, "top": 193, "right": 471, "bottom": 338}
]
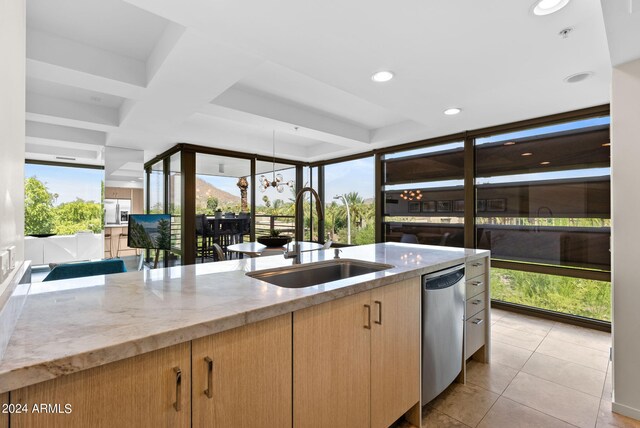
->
[{"left": 0, "top": 243, "right": 490, "bottom": 428}]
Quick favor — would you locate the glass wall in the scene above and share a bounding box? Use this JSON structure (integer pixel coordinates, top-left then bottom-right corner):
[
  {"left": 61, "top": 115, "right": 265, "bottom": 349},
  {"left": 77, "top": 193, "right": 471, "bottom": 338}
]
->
[
  {"left": 168, "top": 153, "right": 182, "bottom": 266},
  {"left": 302, "top": 166, "right": 319, "bottom": 242},
  {"left": 324, "top": 157, "right": 375, "bottom": 245},
  {"left": 148, "top": 161, "right": 164, "bottom": 214},
  {"left": 382, "top": 142, "right": 465, "bottom": 247},
  {"left": 254, "top": 160, "right": 296, "bottom": 238},
  {"left": 475, "top": 116, "right": 611, "bottom": 320}
]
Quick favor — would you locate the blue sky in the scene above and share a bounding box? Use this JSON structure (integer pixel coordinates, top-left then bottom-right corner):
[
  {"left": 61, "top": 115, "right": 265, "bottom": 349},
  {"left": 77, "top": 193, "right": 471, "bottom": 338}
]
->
[{"left": 25, "top": 164, "right": 103, "bottom": 205}]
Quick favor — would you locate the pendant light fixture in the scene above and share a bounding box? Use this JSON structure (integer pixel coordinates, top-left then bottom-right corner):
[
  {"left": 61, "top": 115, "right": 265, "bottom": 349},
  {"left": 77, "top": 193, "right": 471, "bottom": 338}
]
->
[
  {"left": 259, "top": 131, "right": 294, "bottom": 193},
  {"left": 400, "top": 189, "right": 422, "bottom": 201}
]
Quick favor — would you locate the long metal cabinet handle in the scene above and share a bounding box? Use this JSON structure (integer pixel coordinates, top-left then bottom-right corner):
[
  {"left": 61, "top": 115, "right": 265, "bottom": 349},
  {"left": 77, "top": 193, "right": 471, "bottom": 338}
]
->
[
  {"left": 204, "top": 357, "right": 213, "bottom": 399},
  {"left": 472, "top": 299, "right": 482, "bottom": 305},
  {"left": 374, "top": 300, "right": 382, "bottom": 325},
  {"left": 472, "top": 318, "right": 484, "bottom": 325},
  {"left": 364, "top": 304, "right": 371, "bottom": 329},
  {"left": 173, "top": 366, "right": 182, "bottom": 411}
]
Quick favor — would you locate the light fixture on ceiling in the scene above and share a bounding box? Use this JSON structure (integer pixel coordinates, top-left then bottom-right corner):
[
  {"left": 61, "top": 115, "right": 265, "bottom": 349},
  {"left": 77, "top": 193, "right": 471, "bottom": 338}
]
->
[
  {"left": 504, "top": 141, "right": 516, "bottom": 146},
  {"left": 56, "top": 156, "right": 76, "bottom": 161},
  {"left": 532, "top": 0, "right": 570, "bottom": 16},
  {"left": 259, "top": 131, "right": 294, "bottom": 193},
  {"left": 400, "top": 190, "right": 422, "bottom": 201},
  {"left": 564, "top": 72, "right": 593, "bottom": 83},
  {"left": 444, "top": 108, "right": 462, "bottom": 115},
  {"left": 540, "top": 161, "right": 551, "bottom": 165},
  {"left": 602, "top": 142, "right": 611, "bottom": 147},
  {"left": 521, "top": 152, "right": 533, "bottom": 156},
  {"left": 371, "top": 70, "right": 394, "bottom": 83}
]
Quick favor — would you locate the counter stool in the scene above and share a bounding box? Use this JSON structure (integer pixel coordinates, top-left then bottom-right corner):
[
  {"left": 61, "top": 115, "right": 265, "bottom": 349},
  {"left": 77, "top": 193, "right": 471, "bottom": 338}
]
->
[
  {"left": 104, "top": 231, "right": 112, "bottom": 258},
  {"left": 116, "top": 232, "right": 128, "bottom": 257}
]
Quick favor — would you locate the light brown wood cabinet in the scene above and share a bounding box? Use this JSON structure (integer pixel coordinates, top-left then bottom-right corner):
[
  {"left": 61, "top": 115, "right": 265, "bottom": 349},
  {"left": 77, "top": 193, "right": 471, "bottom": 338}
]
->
[
  {"left": 1, "top": 393, "right": 8, "bottom": 428},
  {"left": 465, "top": 258, "right": 490, "bottom": 363},
  {"left": 10, "top": 342, "right": 191, "bottom": 428},
  {"left": 294, "top": 278, "right": 421, "bottom": 428},
  {"left": 191, "top": 314, "right": 292, "bottom": 428},
  {"left": 104, "top": 187, "right": 133, "bottom": 199}
]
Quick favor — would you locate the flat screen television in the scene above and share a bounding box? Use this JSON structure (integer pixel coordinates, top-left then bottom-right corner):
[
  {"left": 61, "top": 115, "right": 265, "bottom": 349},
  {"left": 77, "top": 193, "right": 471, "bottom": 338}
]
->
[{"left": 127, "top": 214, "right": 172, "bottom": 250}]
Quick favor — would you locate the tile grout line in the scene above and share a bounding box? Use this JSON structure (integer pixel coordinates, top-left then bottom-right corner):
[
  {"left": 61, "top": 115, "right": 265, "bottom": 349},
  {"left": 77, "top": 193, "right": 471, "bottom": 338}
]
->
[
  {"left": 498, "top": 320, "right": 601, "bottom": 428},
  {"left": 593, "top": 359, "right": 611, "bottom": 428}
]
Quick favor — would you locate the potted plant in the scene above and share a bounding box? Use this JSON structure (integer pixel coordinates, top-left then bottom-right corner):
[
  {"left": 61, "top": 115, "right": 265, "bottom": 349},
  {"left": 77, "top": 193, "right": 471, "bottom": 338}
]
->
[{"left": 257, "top": 229, "right": 292, "bottom": 247}]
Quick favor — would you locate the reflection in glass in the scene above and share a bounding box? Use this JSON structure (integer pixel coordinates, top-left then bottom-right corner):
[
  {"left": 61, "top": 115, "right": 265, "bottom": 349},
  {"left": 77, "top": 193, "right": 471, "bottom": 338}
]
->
[{"left": 382, "top": 142, "right": 464, "bottom": 247}]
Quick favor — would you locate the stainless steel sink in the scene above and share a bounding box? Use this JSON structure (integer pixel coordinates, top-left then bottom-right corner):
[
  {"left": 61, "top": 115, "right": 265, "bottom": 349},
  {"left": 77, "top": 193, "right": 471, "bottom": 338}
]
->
[{"left": 246, "top": 259, "right": 394, "bottom": 288}]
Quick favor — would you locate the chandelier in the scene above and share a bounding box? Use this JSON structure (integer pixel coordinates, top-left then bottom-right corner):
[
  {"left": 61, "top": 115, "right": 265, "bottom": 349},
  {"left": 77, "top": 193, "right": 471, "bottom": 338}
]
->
[
  {"left": 400, "top": 189, "right": 422, "bottom": 201},
  {"left": 259, "top": 131, "right": 294, "bottom": 193}
]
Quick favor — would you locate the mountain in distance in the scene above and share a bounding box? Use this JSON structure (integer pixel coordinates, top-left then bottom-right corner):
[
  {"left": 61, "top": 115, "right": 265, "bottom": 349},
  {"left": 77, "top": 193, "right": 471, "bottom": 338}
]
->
[{"left": 195, "top": 178, "right": 240, "bottom": 208}]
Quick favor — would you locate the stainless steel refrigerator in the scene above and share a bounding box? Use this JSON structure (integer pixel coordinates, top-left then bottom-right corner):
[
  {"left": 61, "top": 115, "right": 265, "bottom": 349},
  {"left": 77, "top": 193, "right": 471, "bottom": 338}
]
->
[{"left": 104, "top": 199, "right": 131, "bottom": 225}]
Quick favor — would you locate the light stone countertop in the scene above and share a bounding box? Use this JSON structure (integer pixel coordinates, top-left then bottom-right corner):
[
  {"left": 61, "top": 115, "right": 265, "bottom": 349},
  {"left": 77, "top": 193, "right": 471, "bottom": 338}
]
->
[{"left": 0, "top": 243, "right": 489, "bottom": 393}]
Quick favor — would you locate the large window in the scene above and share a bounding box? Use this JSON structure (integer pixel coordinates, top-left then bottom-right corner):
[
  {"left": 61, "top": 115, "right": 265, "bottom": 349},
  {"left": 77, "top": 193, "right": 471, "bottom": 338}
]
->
[
  {"left": 254, "top": 160, "right": 296, "bottom": 238},
  {"left": 475, "top": 116, "right": 611, "bottom": 320},
  {"left": 324, "top": 157, "right": 375, "bottom": 245},
  {"left": 24, "top": 163, "right": 104, "bottom": 236},
  {"left": 382, "top": 142, "right": 465, "bottom": 247}
]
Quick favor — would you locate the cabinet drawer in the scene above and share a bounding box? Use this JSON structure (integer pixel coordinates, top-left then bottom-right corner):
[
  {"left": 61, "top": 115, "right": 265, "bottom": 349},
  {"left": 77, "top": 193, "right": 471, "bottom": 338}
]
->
[
  {"left": 465, "top": 310, "right": 486, "bottom": 359},
  {"left": 466, "top": 292, "right": 486, "bottom": 320},
  {"left": 465, "top": 277, "right": 486, "bottom": 299},
  {"left": 466, "top": 259, "right": 487, "bottom": 280}
]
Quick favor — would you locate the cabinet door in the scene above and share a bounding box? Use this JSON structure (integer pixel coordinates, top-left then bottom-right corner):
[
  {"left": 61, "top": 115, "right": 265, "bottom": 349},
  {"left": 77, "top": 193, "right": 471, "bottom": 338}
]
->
[
  {"left": 10, "top": 343, "right": 191, "bottom": 428},
  {"left": 115, "top": 188, "right": 132, "bottom": 199},
  {"left": 131, "top": 188, "right": 144, "bottom": 214},
  {"left": 192, "top": 314, "right": 292, "bottom": 428},
  {"left": 371, "top": 278, "right": 421, "bottom": 428},
  {"left": 294, "top": 291, "right": 371, "bottom": 428},
  {"left": 1, "top": 393, "right": 7, "bottom": 428},
  {"left": 104, "top": 188, "right": 117, "bottom": 199}
]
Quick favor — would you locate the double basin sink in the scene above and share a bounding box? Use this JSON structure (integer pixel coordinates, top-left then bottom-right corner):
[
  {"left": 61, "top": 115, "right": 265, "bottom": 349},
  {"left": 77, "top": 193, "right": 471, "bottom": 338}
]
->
[{"left": 246, "top": 259, "right": 394, "bottom": 288}]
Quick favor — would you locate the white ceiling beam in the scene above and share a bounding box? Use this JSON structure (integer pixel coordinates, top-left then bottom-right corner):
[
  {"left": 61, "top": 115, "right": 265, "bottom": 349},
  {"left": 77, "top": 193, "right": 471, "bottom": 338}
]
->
[
  {"left": 26, "top": 121, "right": 106, "bottom": 146},
  {"left": 25, "top": 141, "right": 102, "bottom": 161},
  {"left": 601, "top": 0, "right": 640, "bottom": 66},
  {"left": 119, "top": 28, "right": 263, "bottom": 133},
  {"left": 146, "top": 22, "right": 186, "bottom": 83},
  {"left": 370, "top": 120, "right": 434, "bottom": 148},
  {"left": 26, "top": 92, "right": 119, "bottom": 132},
  {"left": 206, "top": 88, "right": 371, "bottom": 148},
  {"left": 27, "top": 29, "right": 147, "bottom": 88}
]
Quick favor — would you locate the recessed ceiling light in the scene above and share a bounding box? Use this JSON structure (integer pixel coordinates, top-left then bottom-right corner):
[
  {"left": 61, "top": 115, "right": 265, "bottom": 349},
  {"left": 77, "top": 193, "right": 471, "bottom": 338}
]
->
[
  {"left": 444, "top": 108, "right": 462, "bottom": 115},
  {"left": 540, "top": 161, "right": 551, "bottom": 165},
  {"left": 532, "top": 0, "right": 570, "bottom": 16},
  {"left": 564, "top": 72, "right": 593, "bottom": 83},
  {"left": 602, "top": 142, "right": 611, "bottom": 147},
  {"left": 521, "top": 152, "right": 533, "bottom": 156},
  {"left": 371, "top": 71, "right": 394, "bottom": 82},
  {"left": 504, "top": 141, "right": 516, "bottom": 146}
]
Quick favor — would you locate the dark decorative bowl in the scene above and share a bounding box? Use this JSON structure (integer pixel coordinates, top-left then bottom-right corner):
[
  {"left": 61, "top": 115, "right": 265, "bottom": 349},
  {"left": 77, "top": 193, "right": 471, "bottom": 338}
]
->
[{"left": 257, "top": 236, "right": 292, "bottom": 247}]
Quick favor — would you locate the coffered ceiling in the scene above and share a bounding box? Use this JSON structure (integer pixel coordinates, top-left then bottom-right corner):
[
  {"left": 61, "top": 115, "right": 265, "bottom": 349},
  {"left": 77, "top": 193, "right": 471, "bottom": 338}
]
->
[{"left": 23, "top": 0, "right": 637, "bottom": 166}]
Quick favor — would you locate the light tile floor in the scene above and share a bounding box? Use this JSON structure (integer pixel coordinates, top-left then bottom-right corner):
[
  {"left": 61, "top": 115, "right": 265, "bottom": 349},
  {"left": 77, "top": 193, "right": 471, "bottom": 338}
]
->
[{"left": 396, "top": 308, "right": 640, "bottom": 428}]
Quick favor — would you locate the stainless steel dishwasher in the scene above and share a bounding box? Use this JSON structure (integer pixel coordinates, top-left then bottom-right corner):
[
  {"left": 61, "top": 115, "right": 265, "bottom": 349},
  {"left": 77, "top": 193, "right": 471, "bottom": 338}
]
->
[{"left": 422, "top": 264, "right": 465, "bottom": 403}]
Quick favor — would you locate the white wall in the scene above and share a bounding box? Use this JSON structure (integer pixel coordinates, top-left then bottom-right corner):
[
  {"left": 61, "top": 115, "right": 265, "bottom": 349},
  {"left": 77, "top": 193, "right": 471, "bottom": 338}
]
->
[
  {"left": 0, "top": 0, "right": 26, "bottom": 261},
  {"left": 611, "top": 58, "right": 640, "bottom": 420}
]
